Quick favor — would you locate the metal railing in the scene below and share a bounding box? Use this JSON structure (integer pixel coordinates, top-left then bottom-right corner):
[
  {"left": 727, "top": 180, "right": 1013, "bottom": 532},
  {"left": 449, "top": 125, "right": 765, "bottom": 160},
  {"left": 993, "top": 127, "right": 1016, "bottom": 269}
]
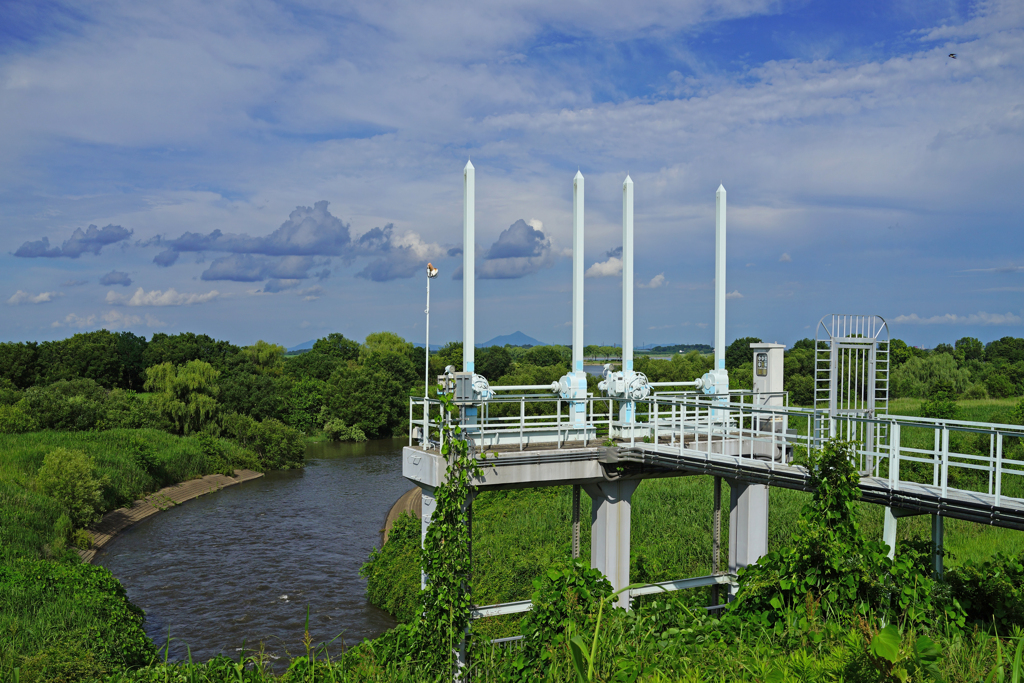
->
[{"left": 409, "top": 392, "right": 1024, "bottom": 507}]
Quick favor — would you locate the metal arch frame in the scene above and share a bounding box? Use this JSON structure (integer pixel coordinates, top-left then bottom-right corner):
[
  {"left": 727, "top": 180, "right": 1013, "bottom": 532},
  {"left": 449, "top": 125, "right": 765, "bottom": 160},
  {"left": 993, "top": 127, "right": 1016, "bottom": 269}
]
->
[{"left": 815, "top": 314, "right": 890, "bottom": 473}]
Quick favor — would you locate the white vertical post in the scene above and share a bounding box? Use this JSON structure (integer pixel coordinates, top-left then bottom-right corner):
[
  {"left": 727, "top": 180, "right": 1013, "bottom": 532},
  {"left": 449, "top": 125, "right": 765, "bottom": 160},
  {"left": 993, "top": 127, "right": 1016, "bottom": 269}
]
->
[
  {"left": 572, "top": 171, "right": 585, "bottom": 373},
  {"left": 423, "top": 275, "right": 430, "bottom": 447},
  {"left": 714, "top": 184, "right": 727, "bottom": 371},
  {"left": 621, "top": 175, "right": 634, "bottom": 429},
  {"left": 463, "top": 161, "right": 475, "bottom": 374},
  {"left": 622, "top": 175, "right": 634, "bottom": 375}
]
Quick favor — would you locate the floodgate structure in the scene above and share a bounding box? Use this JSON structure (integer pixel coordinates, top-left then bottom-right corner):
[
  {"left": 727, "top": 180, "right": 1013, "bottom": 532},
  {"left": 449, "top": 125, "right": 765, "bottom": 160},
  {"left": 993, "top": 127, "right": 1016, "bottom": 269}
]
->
[{"left": 403, "top": 162, "right": 1024, "bottom": 622}]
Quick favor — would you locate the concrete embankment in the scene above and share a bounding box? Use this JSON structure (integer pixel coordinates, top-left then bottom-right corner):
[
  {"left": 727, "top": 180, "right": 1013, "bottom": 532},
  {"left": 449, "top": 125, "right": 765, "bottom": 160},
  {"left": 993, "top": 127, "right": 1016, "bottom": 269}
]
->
[
  {"left": 383, "top": 486, "right": 421, "bottom": 543},
  {"left": 79, "top": 469, "right": 263, "bottom": 563}
]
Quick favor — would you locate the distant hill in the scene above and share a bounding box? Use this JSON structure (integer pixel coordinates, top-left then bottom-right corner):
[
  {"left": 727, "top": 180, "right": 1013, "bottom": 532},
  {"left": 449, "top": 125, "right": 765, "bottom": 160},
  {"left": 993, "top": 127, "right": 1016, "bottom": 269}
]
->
[
  {"left": 478, "top": 331, "right": 547, "bottom": 348},
  {"left": 286, "top": 339, "right": 316, "bottom": 354}
]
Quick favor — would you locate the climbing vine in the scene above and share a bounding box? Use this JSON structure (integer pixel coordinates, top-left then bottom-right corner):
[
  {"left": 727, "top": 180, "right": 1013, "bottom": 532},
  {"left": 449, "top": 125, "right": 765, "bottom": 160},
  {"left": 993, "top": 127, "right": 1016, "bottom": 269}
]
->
[{"left": 416, "top": 390, "right": 485, "bottom": 676}]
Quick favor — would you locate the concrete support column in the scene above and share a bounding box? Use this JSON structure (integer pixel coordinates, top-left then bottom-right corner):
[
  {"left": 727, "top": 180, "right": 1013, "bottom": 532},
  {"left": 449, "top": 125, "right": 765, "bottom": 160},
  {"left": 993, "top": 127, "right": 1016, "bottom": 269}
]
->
[
  {"left": 420, "top": 485, "right": 436, "bottom": 589},
  {"left": 584, "top": 479, "right": 641, "bottom": 608},
  {"left": 932, "top": 514, "right": 944, "bottom": 580},
  {"left": 728, "top": 481, "right": 769, "bottom": 574},
  {"left": 883, "top": 507, "right": 898, "bottom": 560}
]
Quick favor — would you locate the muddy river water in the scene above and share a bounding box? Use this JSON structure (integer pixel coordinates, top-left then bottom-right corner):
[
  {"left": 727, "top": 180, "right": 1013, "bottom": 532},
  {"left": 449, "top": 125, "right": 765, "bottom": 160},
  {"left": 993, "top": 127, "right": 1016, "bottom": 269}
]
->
[{"left": 97, "top": 439, "right": 412, "bottom": 663}]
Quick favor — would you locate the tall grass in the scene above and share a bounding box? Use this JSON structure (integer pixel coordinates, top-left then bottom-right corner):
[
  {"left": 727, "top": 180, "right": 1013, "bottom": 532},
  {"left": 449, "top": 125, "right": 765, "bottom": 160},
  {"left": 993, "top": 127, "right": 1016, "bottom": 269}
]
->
[{"left": 0, "top": 429, "right": 261, "bottom": 681}]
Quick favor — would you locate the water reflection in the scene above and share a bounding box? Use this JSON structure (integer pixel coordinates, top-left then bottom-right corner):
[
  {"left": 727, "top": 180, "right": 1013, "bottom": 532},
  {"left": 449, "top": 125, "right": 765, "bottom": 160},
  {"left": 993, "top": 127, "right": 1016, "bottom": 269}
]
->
[{"left": 98, "top": 438, "right": 412, "bottom": 664}]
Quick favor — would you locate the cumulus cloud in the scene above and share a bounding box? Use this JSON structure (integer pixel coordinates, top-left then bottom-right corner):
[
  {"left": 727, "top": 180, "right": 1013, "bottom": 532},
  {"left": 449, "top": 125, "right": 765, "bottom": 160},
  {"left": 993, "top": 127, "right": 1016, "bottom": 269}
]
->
[
  {"left": 154, "top": 204, "right": 443, "bottom": 284},
  {"left": 157, "top": 201, "right": 351, "bottom": 257},
  {"left": 153, "top": 249, "right": 180, "bottom": 267},
  {"left": 638, "top": 273, "right": 666, "bottom": 289},
  {"left": 726, "top": 290, "right": 744, "bottom": 299},
  {"left": 99, "top": 270, "right": 133, "bottom": 287},
  {"left": 14, "top": 224, "right": 132, "bottom": 258},
  {"left": 451, "top": 219, "right": 556, "bottom": 281},
  {"left": 106, "top": 287, "right": 220, "bottom": 306},
  {"left": 355, "top": 223, "right": 447, "bottom": 282},
  {"left": 51, "top": 310, "right": 165, "bottom": 329},
  {"left": 7, "top": 290, "right": 62, "bottom": 305},
  {"left": 779, "top": 253, "right": 792, "bottom": 262},
  {"left": 892, "top": 311, "right": 1023, "bottom": 325},
  {"left": 586, "top": 246, "right": 623, "bottom": 278}
]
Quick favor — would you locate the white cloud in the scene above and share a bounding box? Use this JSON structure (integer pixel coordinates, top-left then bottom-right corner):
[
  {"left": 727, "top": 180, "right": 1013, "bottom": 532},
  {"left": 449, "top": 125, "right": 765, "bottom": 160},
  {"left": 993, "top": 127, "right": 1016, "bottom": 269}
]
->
[
  {"left": 726, "top": 290, "right": 744, "bottom": 299},
  {"left": 7, "top": 290, "right": 62, "bottom": 305},
  {"left": 638, "top": 273, "right": 666, "bottom": 289},
  {"left": 779, "top": 253, "right": 792, "bottom": 262},
  {"left": 107, "top": 287, "right": 220, "bottom": 306},
  {"left": 52, "top": 310, "right": 166, "bottom": 329},
  {"left": 586, "top": 256, "right": 622, "bottom": 278},
  {"left": 892, "top": 311, "right": 1023, "bottom": 325}
]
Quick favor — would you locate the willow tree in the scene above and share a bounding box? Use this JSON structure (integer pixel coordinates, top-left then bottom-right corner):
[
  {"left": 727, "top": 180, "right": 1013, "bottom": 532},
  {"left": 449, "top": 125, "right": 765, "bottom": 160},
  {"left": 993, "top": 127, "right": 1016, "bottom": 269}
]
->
[{"left": 144, "top": 360, "right": 221, "bottom": 435}]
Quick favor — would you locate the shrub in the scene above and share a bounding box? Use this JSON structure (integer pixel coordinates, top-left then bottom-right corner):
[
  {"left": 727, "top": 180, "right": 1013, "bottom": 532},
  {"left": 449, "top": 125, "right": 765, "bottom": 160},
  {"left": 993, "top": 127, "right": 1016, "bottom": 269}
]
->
[
  {"left": 0, "top": 560, "right": 155, "bottom": 675},
  {"left": 921, "top": 390, "right": 958, "bottom": 420},
  {"left": 518, "top": 558, "right": 613, "bottom": 671},
  {"left": 0, "top": 403, "right": 37, "bottom": 434},
  {"left": 21, "top": 379, "right": 107, "bottom": 430},
  {"left": 0, "top": 378, "right": 22, "bottom": 406},
  {"left": 323, "top": 418, "right": 368, "bottom": 442},
  {"left": 361, "top": 511, "right": 422, "bottom": 622},
  {"left": 223, "top": 413, "right": 304, "bottom": 469},
  {"left": 732, "top": 438, "right": 964, "bottom": 630},
  {"left": 36, "top": 447, "right": 106, "bottom": 528},
  {"left": 99, "top": 389, "right": 165, "bottom": 430},
  {"left": 947, "top": 552, "right": 1024, "bottom": 631}
]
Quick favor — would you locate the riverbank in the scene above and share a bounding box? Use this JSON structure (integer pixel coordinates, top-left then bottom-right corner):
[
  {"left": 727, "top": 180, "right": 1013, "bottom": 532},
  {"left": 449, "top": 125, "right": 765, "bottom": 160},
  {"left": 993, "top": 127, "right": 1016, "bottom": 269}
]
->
[{"left": 79, "top": 469, "right": 263, "bottom": 563}]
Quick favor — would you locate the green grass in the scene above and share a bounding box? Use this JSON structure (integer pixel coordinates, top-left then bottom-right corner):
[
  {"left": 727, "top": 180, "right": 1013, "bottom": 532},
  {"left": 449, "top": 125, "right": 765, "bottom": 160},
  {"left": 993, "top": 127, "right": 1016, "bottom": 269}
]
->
[{"left": 0, "top": 428, "right": 262, "bottom": 680}]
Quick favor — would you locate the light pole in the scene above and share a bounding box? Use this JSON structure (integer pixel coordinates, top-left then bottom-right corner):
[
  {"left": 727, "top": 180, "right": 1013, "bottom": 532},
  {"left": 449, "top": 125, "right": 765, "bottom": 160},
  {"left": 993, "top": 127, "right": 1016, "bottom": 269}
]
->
[{"left": 423, "top": 262, "right": 439, "bottom": 447}]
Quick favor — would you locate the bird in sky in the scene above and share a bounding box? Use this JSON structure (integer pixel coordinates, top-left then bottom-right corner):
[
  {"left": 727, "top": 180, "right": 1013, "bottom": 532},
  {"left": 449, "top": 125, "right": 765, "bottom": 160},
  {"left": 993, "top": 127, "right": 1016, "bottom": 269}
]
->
[{"left": 949, "top": 53, "right": 957, "bottom": 59}]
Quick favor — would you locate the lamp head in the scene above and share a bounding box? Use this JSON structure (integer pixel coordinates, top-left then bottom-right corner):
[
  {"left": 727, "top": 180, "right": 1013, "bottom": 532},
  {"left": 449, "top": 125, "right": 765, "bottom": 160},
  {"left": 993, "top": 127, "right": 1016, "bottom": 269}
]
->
[{"left": 426, "top": 263, "right": 439, "bottom": 278}]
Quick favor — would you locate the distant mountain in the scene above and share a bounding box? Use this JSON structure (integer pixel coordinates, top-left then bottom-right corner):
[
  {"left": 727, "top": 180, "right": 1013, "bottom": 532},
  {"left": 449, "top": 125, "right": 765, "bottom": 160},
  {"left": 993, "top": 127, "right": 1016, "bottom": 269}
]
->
[
  {"left": 286, "top": 339, "right": 316, "bottom": 353},
  {"left": 478, "top": 331, "right": 547, "bottom": 348}
]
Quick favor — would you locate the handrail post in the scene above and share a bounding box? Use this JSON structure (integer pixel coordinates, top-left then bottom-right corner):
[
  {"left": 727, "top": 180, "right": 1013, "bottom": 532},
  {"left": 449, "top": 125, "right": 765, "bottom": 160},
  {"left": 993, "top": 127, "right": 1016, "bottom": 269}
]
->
[
  {"left": 653, "top": 399, "right": 659, "bottom": 446},
  {"left": 996, "top": 433, "right": 1004, "bottom": 507},
  {"left": 941, "top": 426, "right": 949, "bottom": 499},
  {"left": 519, "top": 397, "right": 525, "bottom": 451},
  {"left": 890, "top": 422, "right": 901, "bottom": 491}
]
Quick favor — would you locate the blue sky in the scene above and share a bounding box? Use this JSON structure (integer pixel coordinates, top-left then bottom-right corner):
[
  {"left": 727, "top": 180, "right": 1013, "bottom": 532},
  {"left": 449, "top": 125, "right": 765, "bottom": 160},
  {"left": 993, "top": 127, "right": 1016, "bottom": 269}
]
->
[{"left": 1, "top": 0, "right": 1022, "bottom": 349}]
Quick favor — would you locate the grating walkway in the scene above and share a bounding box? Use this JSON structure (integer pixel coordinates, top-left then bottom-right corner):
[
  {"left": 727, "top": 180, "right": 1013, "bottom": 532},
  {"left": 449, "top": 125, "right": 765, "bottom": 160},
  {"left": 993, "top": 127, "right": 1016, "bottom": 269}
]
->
[
  {"left": 626, "top": 443, "right": 1024, "bottom": 531},
  {"left": 77, "top": 469, "right": 263, "bottom": 563}
]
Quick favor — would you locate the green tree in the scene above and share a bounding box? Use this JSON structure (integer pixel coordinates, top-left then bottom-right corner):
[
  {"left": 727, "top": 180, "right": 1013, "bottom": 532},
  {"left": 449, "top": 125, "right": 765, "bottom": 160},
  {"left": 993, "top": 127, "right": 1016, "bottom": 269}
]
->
[
  {"left": 891, "top": 354, "right": 971, "bottom": 398},
  {"left": 726, "top": 336, "right": 761, "bottom": 371},
  {"left": 115, "top": 331, "right": 148, "bottom": 390},
  {"left": 144, "top": 360, "right": 221, "bottom": 435},
  {"left": 311, "top": 332, "right": 361, "bottom": 361},
  {"left": 476, "top": 345, "right": 512, "bottom": 379},
  {"left": 955, "top": 336, "right": 985, "bottom": 362},
  {"left": 328, "top": 364, "right": 408, "bottom": 438},
  {"left": 986, "top": 337, "right": 1024, "bottom": 364},
  {"left": 241, "top": 340, "right": 286, "bottom": 375},
  {"left": 37, "top": 448, "right": 106, "bottom": 528},
  {"left": 38, "top": 331, "right": 123, "bottom": 389},
  {"left": 143, "top": 332, "right": 238, "bottom": 370},
  {"left": 523, "top": 345, "right": 567, "bottom": 368},
  {"left": 437, "top": 341, "right": 463, "bottom": 370},
  {"left": 0, "top": 341, "right": 39, "bottom": 388},
  {"left": 890, "top": 338, "right": 913, "bottom": 367}
]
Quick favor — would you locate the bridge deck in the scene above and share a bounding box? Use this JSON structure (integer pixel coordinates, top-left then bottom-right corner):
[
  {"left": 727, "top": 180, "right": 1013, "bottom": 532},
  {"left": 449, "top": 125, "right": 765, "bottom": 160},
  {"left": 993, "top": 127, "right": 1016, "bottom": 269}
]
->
[{"left": 625, "top": 443, "right": 1024, "bottom": 531}]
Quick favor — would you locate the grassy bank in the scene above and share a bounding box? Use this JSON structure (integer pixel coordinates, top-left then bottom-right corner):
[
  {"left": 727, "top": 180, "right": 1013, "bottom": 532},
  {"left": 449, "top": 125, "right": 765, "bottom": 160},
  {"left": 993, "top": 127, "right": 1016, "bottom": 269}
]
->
[
  {"left": 0, "top": 429, "right": 266, "bottom": 681},
  {"left": 366, "top": 396, "right": 1024, "bottom": 640}
]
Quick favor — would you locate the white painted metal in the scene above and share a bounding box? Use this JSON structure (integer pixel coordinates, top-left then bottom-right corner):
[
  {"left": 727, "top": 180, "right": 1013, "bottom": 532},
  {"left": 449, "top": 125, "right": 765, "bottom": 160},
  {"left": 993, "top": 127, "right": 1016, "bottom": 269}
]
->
[
  {"left": 728, "top": 482, "right": 769, "bottom": 572},
  {"left": 622, "top": 176, "right": 634, "bottom": 376},
  {"left": 714, "top": 184, "right": 726, "bottom": 371},
  {"left": 463, "top": 161, "right": 475, "bottom": 374},
  {"left": 573, "top": 171, "right": 584, "bottom": 373},
  {"left": 585, "top": 479, "right": 640, "bottom": 609},
  {"left": 628, "top": 573, "right": 736, "bottom": 599},
  {"left": 423, "top": 264, "right": 438, "bottom": 448},
  {"left": 470, "top": 599, "right": 533, "bottom": 619}
]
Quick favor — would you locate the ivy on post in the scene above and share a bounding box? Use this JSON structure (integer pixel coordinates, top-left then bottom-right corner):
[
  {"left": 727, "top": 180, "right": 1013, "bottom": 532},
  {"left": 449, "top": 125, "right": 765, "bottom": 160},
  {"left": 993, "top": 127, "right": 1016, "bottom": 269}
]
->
[{"left": 417, "top": 390, "right": 485, "bottom": 678}]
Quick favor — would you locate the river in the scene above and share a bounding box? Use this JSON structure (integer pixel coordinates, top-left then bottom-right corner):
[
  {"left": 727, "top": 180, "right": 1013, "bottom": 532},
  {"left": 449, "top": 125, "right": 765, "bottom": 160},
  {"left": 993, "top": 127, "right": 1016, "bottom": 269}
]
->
[{"left": 96, "top": 438, "right": 412, "bottom": 664}]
